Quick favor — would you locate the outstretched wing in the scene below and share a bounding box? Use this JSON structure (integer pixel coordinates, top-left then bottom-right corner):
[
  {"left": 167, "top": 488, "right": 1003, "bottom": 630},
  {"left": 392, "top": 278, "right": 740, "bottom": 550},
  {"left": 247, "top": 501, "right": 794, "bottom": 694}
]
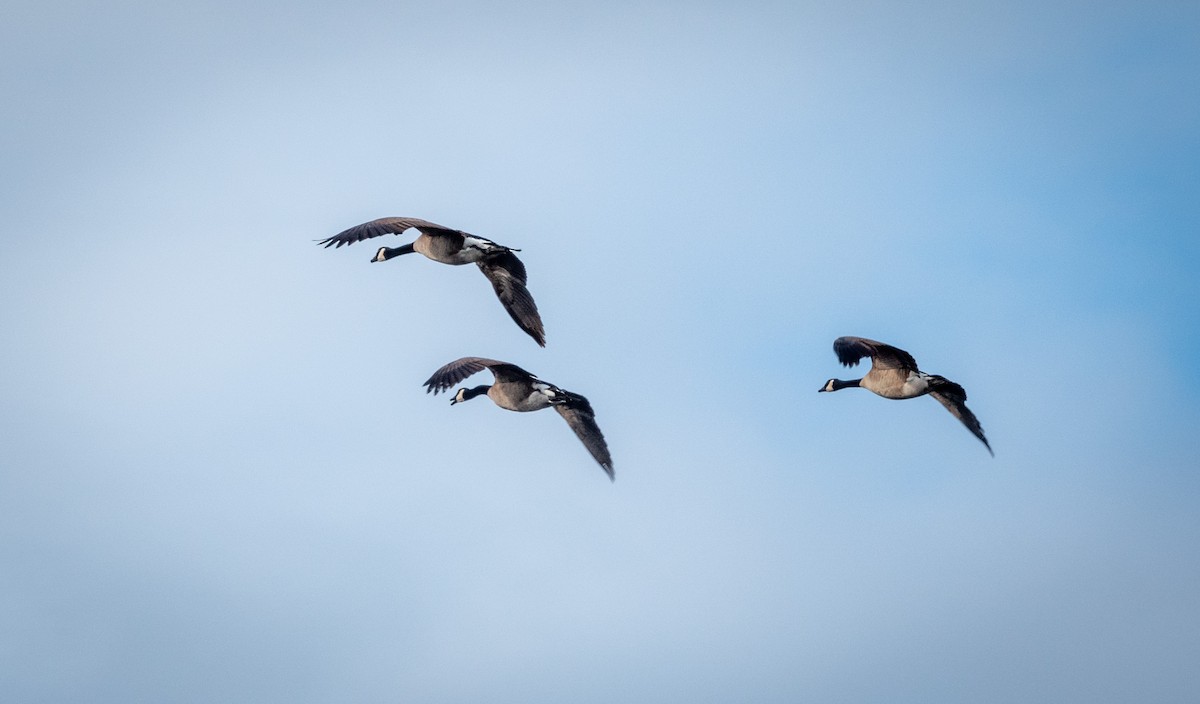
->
[
  {"left": 927, "top": 376, "right": 993, "bottom": 456},
  {"left": 423, "top": 357, "right": 539, "bottom": 395},
  {"left": 318, "top": 217, "right": 463, "bottom": 248},
  {"left": 478, "top": 251, "right": 545, "bottom": 347},
  {"left": 833, "top": 336, "right": 919, "bottom": 371},
  {"left": 554, "top": 393, "right": 614, "bottom": 480}
]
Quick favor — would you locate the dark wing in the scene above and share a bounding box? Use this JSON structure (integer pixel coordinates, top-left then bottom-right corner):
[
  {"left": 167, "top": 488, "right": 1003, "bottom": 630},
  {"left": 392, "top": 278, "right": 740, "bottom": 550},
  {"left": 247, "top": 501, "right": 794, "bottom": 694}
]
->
[
  {"left": 833, "top": 336, "right": 919, "bottom": 371},
  {"left": 927, "top": 376, "right": 993, "bottom": 456},
  {"left": 423, "top": 357, "right": 539, "bottom": 394},
  {"left": 318, "top": 217, "right": 463, "bottom": 248},
  {"left": 478, "top": 251, "right": 546, "bottom": 347},
  {"left": 554, "top": 393, "right": 614, "bottom": 481}
]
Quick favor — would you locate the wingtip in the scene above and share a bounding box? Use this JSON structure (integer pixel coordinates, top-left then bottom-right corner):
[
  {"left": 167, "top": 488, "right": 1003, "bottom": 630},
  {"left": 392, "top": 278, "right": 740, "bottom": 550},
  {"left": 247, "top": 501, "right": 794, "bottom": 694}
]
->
[
  {"left": 976, "top": 434, "right": 994, "bottom": 457},
  {"left": 976, "top": 427, "right": 993, "bottom": 456},
  {"left": 524, "top": 327, "right": 546, "bottom": 347}
]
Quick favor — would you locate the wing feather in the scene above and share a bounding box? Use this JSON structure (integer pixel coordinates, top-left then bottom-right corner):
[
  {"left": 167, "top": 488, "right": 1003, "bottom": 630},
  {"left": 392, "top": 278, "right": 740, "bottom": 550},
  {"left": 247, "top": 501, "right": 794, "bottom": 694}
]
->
[
  {"left": 318, "top": 217, "right": 462, "bottom": 248},
  {"left": 928, "top": 376, "right": 993, "bottom": 456},
  {"left": 554, "top": 394, "right": 614, "bottom": 480},
  {"left": 423, "top": 357, "right": 509, "bottom": 395},
  {"left": 478, "top": 252, "right": 545, "bottom": 347},
  {"left": 833, "top": 336, "right": 919, "bottom": 371}
]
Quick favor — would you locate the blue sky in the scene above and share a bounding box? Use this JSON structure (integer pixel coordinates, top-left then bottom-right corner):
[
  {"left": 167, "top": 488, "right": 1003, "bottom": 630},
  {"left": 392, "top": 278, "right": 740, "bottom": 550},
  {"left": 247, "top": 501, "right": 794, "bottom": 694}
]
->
[{"left": 2, "top": 1, "right": 1198, "bottom": 701}]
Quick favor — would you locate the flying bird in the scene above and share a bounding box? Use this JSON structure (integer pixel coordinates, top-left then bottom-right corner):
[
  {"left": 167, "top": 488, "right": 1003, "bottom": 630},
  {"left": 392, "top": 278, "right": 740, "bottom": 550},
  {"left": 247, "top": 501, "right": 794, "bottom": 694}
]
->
[
  {"left": 423, "top": 357, "right": 614, "bottom": 480},
  {"left": 318, "top": 217, "right": 545, "bottom": 346},
  {"left": 819, "top": 336, "right": 993, "bottom": 455}
]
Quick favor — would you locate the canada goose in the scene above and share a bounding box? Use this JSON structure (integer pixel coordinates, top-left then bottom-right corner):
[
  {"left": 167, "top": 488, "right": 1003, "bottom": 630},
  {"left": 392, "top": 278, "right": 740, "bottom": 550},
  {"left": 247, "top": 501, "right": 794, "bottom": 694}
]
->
[
  {"left": 819, "top": 336, "right": 993, "bottom": 455},
  {"left": 318, "top": 217, "right": 545, "bottom": 346},
  {"left": 423, "top": 357, "right": 614, "bottom": 480}
]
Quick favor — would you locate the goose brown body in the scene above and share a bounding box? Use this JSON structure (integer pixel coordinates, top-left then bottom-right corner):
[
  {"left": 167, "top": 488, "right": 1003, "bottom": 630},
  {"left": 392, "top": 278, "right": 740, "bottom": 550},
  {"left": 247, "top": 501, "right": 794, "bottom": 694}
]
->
[
  {"left": 423, "top": 357, "right": 614, "bottom": 480},
  {"left": 820, "top": 336, "right": 993, "bottom": 455},
  {"left": 319, "top": 217, "right": 545, "bottom": 346}
]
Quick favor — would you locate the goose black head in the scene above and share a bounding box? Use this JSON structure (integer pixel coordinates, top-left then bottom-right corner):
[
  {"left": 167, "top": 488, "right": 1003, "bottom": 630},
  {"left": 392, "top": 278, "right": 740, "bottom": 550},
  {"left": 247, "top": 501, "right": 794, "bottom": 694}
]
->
[
  {"left": 372, "top": 242, "right": 416, "bottom": 262},
  {"left": 820, "top": 378, "right": 860, "bottom": 392},
  {"left": 451, "top": 386, "right": 489, "bottom": 405}
]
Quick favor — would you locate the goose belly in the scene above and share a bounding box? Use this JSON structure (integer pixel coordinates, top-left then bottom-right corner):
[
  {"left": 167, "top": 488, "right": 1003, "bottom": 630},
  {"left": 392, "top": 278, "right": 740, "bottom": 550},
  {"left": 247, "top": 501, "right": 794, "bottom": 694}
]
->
[
  {"left": 415, "top": 236, "right": 483, "bottom": 265},
  {"left": 862, "top": 371, "right": 931, "bottom": 399},
  {"left": 489, "top": 382, "right": 555, "bottom": 412}
]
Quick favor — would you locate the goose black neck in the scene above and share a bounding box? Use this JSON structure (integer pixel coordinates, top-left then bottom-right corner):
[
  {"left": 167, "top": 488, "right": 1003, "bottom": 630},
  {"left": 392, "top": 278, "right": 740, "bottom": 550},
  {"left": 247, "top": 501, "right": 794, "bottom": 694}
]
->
[
  {"left": 832, "top": 378, "right": 861, "bottom": 391},
  {"left": 379, "top": 243, "right": 416, "bottom": 261},
  {"left": 460, "top": 385, "right": 490, "bottom": 401}
]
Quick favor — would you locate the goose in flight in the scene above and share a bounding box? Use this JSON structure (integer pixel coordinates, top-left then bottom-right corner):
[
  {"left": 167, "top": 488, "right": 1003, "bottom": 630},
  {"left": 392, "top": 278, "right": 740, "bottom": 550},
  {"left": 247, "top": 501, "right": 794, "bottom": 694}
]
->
[
  {"left": 319, "top": 217, "right": 546, "bottom": 346},
  {"left": 423, "top": 357, "right": 614, "bottom": 480},
  {"left": 819, "top": 336, "right": 993, "bottom": 455}
]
